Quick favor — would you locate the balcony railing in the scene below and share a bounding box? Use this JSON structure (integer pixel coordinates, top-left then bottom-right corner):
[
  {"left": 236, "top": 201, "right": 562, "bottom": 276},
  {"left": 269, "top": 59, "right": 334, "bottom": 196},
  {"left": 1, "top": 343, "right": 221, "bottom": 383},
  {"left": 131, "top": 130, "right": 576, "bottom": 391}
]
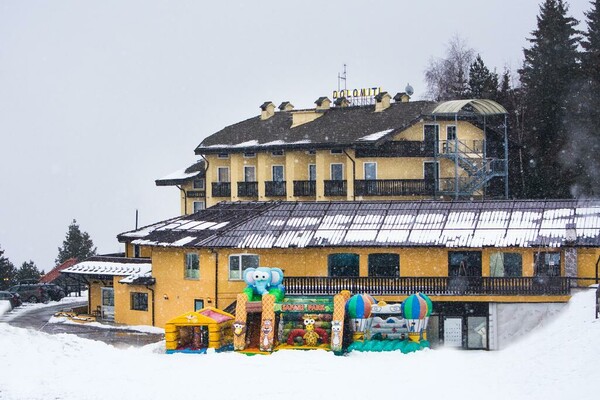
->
[
  {"left": 293, "top": 180, "right": 316, "bottom": 197},
  {"left": 211, "top": 182, "right": 231, "bottom": 197},
  {"left": 284, "top": 276, "right": 572, "bottom": 296},
  {"left": 265, "top": 181, "right": 286, "bottom": 197},
  {"left": 237, "top": 181, "right": 258, "bottom": 197},
  {"left": 324, "top": 180, "right": 347, "bottom": 196},
  {"left": 355, "top": 179, "right": 434, "bottom": 196},
  {"left": 355, "top": 141, "right": 435, "bottom": 158}
]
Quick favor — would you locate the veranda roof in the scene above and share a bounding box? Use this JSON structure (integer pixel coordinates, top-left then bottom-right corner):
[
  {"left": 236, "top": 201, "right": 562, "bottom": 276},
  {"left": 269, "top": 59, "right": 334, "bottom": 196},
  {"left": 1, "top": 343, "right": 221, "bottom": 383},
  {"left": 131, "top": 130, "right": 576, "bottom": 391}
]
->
[{"left": 432, "top": 99, "right": 508, "bottom": 116}]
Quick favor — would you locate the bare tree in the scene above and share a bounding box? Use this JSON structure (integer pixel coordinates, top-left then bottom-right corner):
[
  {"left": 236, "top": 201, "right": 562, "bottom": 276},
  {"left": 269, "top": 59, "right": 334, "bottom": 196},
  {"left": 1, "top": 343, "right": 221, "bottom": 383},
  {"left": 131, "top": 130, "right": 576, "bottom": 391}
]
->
[{"left": 424, "top": 35, "right": 476, "bottom": 101}]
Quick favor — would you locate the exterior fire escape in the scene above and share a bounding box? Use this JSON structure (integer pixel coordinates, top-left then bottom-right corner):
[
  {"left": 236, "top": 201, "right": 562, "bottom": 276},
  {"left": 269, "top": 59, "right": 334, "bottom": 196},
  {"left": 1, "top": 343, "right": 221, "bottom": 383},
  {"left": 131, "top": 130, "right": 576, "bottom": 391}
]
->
[{"left": 431, "top": 99, "right": 509, "bottom": 199}]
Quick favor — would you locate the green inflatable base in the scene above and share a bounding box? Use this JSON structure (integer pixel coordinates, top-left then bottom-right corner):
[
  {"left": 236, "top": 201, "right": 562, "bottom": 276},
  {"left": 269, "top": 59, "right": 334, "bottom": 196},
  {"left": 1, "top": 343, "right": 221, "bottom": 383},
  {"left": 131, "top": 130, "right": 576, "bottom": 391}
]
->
[
  {"left": 243, "top": 287, "right": 285, "bottom": 303},
  {"left": 348, "top": 339, "right": 430, "bottom": 354}
]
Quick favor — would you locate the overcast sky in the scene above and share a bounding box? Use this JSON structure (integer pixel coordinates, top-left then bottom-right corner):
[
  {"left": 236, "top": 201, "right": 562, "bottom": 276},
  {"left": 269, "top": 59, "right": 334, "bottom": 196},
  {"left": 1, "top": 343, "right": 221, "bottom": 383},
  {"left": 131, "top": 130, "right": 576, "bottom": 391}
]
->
[{"left": 0, "top": 0, "right": 590, "bottom": 270}]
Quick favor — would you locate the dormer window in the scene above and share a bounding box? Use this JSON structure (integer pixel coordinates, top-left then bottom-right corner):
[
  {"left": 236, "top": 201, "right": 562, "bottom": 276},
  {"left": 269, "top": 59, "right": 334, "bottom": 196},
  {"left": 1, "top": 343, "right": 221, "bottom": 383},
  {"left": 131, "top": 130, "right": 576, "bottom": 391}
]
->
[
  {"left": 217, "top": 153, "right": 229, "bottom": 159},
  {"left": 272, "top": 150, "right": 284, "bottom": 157}
]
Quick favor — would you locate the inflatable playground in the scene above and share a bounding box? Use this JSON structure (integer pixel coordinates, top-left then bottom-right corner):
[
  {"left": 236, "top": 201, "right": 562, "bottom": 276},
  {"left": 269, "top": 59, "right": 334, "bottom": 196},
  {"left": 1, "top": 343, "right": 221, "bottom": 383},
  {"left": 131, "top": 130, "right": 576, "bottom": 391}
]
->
[{"left": 166, "top": 267, "right": 433, "bottom": 355}]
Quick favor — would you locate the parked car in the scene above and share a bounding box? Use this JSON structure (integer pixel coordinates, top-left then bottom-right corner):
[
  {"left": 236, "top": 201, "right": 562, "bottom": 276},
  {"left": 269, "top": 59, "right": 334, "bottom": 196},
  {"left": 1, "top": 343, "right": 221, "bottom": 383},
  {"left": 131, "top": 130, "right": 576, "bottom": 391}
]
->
[
  {"left": 0, "top": 291, "right": 22, "bottom": 308},
  {"left": 8, "top": 284, "right": 49, "bottom": 303},
  {"left": 41, "top": 284, "right": 66, "bottom": 301}
]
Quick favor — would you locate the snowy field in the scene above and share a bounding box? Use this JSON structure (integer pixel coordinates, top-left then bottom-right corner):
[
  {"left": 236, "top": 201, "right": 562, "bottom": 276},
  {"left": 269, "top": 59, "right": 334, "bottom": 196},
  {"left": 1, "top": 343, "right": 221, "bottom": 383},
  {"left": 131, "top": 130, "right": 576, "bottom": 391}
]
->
[{"left": 0, "top": 288, "right": 598, "bottom": 400}]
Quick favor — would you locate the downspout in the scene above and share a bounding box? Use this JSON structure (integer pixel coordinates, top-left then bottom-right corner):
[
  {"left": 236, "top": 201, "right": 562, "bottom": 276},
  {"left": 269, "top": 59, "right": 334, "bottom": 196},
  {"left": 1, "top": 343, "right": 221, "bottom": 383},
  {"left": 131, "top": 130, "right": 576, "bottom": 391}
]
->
[
  {"left": 504, "top": 114, "right": 509, "bottom": 199},
  {"left": 146, "top": 284, "right": 155, "bottom": 326},
  {"left": 214, "top": 250, "right": 219, "bottom": 309},
  {"left": 343, "top": 149, "right": 356, "bottom": 201},
  {"left": 595, "top": 255, "right": 600, "bottom": 284},
  {"left": 176, "top": 185, "right": 187, "bottom": 215},
  {"left": 200, "top": 154, "right": 210, "bottom": 207}
]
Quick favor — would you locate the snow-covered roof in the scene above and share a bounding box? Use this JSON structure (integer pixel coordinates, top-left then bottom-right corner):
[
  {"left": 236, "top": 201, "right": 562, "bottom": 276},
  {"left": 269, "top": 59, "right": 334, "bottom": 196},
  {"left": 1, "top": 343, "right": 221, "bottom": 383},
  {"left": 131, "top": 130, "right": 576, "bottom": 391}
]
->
[
  {"left": 155, "top": 160, "right": 205, "bottom": 186},
  {"left": 117, "top": 199, "right": 600, "bottom": 249},
  {"left": 62, "top": 257, "right": 152, "bottom": 277}
]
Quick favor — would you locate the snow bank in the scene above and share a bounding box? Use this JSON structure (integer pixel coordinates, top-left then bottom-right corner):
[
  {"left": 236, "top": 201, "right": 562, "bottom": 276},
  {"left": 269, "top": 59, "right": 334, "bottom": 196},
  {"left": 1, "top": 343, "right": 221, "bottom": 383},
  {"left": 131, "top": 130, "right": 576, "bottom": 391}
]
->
[
  {"left": 0, "top": 289, "right": 598, "bottom": 400},
  {"left": 0, "top": 299, "right": 11, "bottom": 316}
]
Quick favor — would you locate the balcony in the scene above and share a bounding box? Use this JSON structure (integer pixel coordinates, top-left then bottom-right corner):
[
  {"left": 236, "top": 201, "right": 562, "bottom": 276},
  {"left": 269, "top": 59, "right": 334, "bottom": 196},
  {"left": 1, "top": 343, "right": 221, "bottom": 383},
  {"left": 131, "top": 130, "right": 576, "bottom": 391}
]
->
[
  {"left": 284, "top": 276, "right": 572, "bottom": 297},
  {"left": 355, "top": 179, "right": 434, "bottom": 196},
  {"left": 211, "top": 182, "right": 231, "bottom": 197},
  {"left": 355, "top": 141, "right": 435, "bottom": 158},
  {"left": 237, "top": 182, "right": 258, "bottom": 198},
  {"left": 265, "top": 181, "right": 286, "bottom": 197},
  {"left": 293, "top": 180, "right": 316, "bottom": 197},
  {"left": 324, "top": 180, "right": 347, "bottom": 196}
]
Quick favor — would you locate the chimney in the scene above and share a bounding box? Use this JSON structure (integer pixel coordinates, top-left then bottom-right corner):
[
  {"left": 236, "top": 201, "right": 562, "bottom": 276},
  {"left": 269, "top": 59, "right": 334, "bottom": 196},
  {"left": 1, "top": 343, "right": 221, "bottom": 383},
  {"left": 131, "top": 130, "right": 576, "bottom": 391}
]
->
[
  {"left": 393, "top": 92, "right": 411, "bottom": 103},
  {"left": 278, "top": 101, "right": 294, "bottom": 112},
  {"left": 315, "top": 97, "right": 331, "bottom": 111},
  {"left": 334, "top": 97, "right": 350, "bottom": 108},
  {"left": 260, "top": 101, "right": 276, "bottom": 120},
  {"left": 374, "top": 92, "right": 391, "bottom": 112}
]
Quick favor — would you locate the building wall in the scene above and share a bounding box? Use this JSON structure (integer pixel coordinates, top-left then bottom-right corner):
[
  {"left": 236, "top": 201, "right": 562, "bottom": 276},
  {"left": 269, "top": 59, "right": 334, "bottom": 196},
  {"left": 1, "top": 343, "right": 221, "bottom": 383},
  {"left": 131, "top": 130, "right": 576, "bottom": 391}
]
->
[{"left": 113, "top": 280, "right": 153, "bottom": 326}]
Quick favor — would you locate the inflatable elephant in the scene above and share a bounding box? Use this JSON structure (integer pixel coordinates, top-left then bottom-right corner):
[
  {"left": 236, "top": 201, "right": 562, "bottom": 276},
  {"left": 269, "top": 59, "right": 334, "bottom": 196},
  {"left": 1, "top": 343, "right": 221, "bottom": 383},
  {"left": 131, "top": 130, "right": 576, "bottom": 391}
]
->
[{"left": 243, "top": 267, "right": 285, "bottom": 301}]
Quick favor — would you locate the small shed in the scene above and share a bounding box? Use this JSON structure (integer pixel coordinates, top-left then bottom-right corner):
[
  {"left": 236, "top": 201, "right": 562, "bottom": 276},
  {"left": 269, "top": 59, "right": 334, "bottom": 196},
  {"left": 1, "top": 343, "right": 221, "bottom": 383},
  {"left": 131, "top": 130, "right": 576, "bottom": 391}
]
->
[{"left": 165, "top": 307, "right": 234, "bottom": 353}]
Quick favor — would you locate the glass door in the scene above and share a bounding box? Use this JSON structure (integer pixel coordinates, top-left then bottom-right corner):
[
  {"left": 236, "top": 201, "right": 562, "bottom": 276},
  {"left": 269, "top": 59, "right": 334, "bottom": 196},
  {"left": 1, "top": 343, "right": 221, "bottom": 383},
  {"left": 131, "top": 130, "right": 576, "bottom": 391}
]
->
[{"left": 101, "top": 287, "right": 114, "bottom": 321}]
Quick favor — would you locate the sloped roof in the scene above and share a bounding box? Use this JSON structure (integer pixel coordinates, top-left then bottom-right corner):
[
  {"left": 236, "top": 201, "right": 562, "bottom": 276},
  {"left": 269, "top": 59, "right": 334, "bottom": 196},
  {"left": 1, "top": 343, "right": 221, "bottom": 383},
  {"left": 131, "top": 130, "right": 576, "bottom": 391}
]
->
[
  {"left": 432, "top": 99, "right": 507, "bottom": 116},
  {"left": 61, "top": 256, "right": 151, "bottom": 277},
  {"left": 40, "top": 258, "right": 78, "bottom": 283},
  {"left": 195, "top": 101, "right": 437, "bottom": 153},
  {"left": 155, "top": 160, "right": 205, "bottom": 186},
  {"left": 118, "top": 200, "right": 600, "bottom": 249},
  {"left": 165, "top": 307, "right": 234, "bottom": 326}
]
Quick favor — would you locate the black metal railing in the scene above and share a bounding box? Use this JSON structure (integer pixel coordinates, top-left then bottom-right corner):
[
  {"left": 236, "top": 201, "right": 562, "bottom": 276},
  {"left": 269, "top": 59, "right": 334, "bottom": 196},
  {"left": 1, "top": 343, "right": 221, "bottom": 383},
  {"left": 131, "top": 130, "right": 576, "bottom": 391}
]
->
[
  {"left": 355, "top": 141, "right": 435, "bottom": 158},
  {"left": 265, "top": 181, "right": 286, "bottom": 197},
  {"left": 284, "top": 276, "right": 572, "bottom": 296},
  {"left": 293, "top": 180, "right": 316, "bottom": 197},
  {"left": 354, "top": 179, "right": 434, "bottom": 196},
  {"left": 211, "top": 182, "right": 231, "bottom": 197},
  {"left": 237, "top": 181, "right": 258, "bottom": 197},
  {"left": 324, "top": 180, "right": 347, "bottom": 196}
]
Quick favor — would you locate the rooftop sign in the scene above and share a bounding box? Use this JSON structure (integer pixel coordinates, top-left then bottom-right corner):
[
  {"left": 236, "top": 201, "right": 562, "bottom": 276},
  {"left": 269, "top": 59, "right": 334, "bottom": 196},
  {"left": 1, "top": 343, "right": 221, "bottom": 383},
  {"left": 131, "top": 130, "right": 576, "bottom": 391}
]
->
[{"left": 332, "top": 87, "right": 382, "bottom": 106}]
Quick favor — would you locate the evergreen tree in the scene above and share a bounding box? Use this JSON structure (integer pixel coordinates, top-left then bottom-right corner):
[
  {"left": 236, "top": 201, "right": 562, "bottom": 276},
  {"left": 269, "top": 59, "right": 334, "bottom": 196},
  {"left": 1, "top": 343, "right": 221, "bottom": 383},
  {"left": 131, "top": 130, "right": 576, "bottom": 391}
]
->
[
  {"left": 15, "top": 260, "right": 42, "bottom": 283},
  {"left": 55, "top": 219, "right": 97, "bottom": 265},
  {"left": 0, "top": 246, "right": 17, "bottom": 290},
  {"left": 468, "top": 55, "right": 499, "bottom": 100},
  {"left": 519, "top": 0, "right": 581, "bottom": 198}
]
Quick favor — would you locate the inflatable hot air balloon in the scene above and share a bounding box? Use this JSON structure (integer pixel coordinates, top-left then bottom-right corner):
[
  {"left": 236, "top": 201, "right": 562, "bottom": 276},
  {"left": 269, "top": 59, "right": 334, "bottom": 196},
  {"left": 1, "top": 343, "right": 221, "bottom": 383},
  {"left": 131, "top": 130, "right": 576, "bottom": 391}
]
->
[
  {"left": 401, "top": 293, "right": 431, "bottom": 342},
  {"left": 346, "top": 294, "right": 375, "bottom": 341}
]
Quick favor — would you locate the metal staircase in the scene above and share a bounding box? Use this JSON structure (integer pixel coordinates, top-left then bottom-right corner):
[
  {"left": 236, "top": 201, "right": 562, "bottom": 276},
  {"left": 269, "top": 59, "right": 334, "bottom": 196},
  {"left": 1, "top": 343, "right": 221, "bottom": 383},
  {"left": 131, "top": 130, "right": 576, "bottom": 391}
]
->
[{"left": 436, "top": 139, "right": 506, "bottom": 198}]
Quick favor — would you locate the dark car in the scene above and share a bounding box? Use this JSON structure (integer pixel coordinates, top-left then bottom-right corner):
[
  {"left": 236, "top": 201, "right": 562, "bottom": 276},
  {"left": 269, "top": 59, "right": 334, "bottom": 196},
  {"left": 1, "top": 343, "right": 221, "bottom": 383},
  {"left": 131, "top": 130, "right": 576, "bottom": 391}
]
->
[
  {"left": 8, "top": 284, "right": 49, "bottom": 303},
  {"left": 0, "top": 290, "right": 22, "bottom": 308},
  {"left": 41, "top": 284, "right": 66, "bottom": 301}
]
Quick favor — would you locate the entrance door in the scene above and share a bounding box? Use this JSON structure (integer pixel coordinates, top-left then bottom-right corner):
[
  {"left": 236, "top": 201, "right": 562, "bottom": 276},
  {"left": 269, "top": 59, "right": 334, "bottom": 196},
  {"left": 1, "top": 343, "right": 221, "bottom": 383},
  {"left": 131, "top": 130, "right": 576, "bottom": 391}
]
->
[
  {"left": 424, "top": 162, "right": 439, "bottom": 192},
  {"left": 101, "top": 287, "right": 115, "bottom": 321},
  {"left": 443, "top": 317, "right": 463, "bottom": 347},
  {"left": 424, "top": 124, "right": 439, "bottom": 154},
  {"left": 448, "top": 251, "right": 482, "bottom": 293}
]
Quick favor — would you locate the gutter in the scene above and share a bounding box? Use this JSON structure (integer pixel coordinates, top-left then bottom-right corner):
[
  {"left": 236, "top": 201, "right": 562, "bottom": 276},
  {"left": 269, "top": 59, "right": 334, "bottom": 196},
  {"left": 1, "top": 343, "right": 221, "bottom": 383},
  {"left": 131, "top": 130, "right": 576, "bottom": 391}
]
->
[{"left": 146, "top": 284, "right": 155, "bottom": 326}]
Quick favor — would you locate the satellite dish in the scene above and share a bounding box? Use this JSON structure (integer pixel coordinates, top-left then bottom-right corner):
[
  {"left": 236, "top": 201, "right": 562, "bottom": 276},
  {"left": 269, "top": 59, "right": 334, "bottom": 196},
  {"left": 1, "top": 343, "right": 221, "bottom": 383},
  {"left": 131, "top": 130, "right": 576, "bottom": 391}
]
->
[{"left": 405, "top": 83, "right": 414, "bottom": 96}]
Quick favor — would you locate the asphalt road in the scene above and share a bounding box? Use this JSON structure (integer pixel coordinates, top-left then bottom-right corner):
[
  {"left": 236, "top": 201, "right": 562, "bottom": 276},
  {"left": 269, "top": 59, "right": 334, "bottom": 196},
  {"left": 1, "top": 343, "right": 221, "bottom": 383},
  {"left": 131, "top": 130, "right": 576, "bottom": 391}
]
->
[{"left": 1, "top": 301, "right": 164, "bottom": 348}]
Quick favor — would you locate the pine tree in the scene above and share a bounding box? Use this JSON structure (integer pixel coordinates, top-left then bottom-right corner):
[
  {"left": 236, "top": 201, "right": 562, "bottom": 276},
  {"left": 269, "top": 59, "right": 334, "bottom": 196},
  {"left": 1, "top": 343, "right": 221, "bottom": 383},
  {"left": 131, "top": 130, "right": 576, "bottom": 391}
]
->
[
  {"left": 15, "top": 260, "right": 42, "bottom": 283},
  {"left": 55, "top": 219, "right": 97, "bottom": 265},
  {"left": 468, "top": 55, "right": 499, "bottom": 100},
  {"left": 519, "top": 0, "right": 581, "bottom": 198},
  {"left": 0, "top": 246, "right": 17, "bottom": 290}
]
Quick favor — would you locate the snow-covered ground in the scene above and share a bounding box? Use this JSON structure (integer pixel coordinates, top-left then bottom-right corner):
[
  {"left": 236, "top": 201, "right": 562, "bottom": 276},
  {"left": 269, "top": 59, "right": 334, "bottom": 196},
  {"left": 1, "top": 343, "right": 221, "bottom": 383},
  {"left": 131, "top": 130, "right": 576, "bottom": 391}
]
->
[
  {"left": 0, "top": 293, "right": 87, "bottom": 321},
  {"left": 0, "top": 288, "right": 598, "bottom": 400}
]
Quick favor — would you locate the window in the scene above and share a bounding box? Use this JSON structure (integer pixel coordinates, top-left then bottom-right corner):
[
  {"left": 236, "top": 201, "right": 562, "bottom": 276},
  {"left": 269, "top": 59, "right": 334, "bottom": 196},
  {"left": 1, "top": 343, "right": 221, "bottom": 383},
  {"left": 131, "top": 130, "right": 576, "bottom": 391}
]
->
[
  {"left": 368, "top": 253, "right": 399, "bottom": 277},
  {"left": 194, "top": 299, "right": 204, "bottom": 311},
  {"left": 330, "top": 149, "right": 343, "bottom": 155},
  {"left": 328, "top": 253, "right": 359, "bottom": 277},
  {"left": 467, "top": 316, "right": 487, "bottom": 349},
  {"left": 364, "top": 162, "right": 377, "bottom": 180},
  {"left": 331, "top": 163, "right": 343, "bottom": 180},
  {"left": 217, "top": 153, "right": 229, "bottom": 159},
  {"left": 217, "top": 167, "right": 229, "bottom": 182},
  {"left": 193, "top": 178, "right": 205, "bottom": 189},
  {"left": 243, "top": 152, "right": 256, "bottom": 158},
  {"left": 193, "top": 201, "right": 205, "bottom": 213},
  {"left": 446, "top": 125, "right": 457, "bottom": 140},
  {"left": 272, "top": 165, "right": 284, "bottom": 182},
  {"left": 229, "top": 254, "right": 259, "bottom": 280},
  {"left": 131, "top": 292, "right": 148, "bottom": 311},
  {"left": 244, "top": 166, "right": 256, "bottom": 182},
  {"left": 490, "top": 252, "right": 522, "bottom": 277},
  {"left": 272, "top": 150, "right": 284, "bottom": 157},
  {"left": 133, "top": 244, "right": 141, "bottom": 258},
  {"left": 534, "top": 252, "right": 561, "bottom": 277},
  {"left": 308, "top": 164, "right": 316, "bottom": 181},
  {"left": 423, "top": 124, "right": 440, "bottom": 141},
  {"left": 185, "top": 253, "right": 199, "bottom": 279}
]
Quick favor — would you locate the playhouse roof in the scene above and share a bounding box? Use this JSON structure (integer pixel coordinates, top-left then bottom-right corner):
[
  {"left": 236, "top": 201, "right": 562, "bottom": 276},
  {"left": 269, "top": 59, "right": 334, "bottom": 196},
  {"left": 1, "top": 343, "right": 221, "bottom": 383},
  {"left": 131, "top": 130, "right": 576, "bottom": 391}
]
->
[
  {"left": 166, "top": 307, "right": 234, "bottom": 326},
  {"left": 118, "top": 199, "right": 600, "bottom": 249}
]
